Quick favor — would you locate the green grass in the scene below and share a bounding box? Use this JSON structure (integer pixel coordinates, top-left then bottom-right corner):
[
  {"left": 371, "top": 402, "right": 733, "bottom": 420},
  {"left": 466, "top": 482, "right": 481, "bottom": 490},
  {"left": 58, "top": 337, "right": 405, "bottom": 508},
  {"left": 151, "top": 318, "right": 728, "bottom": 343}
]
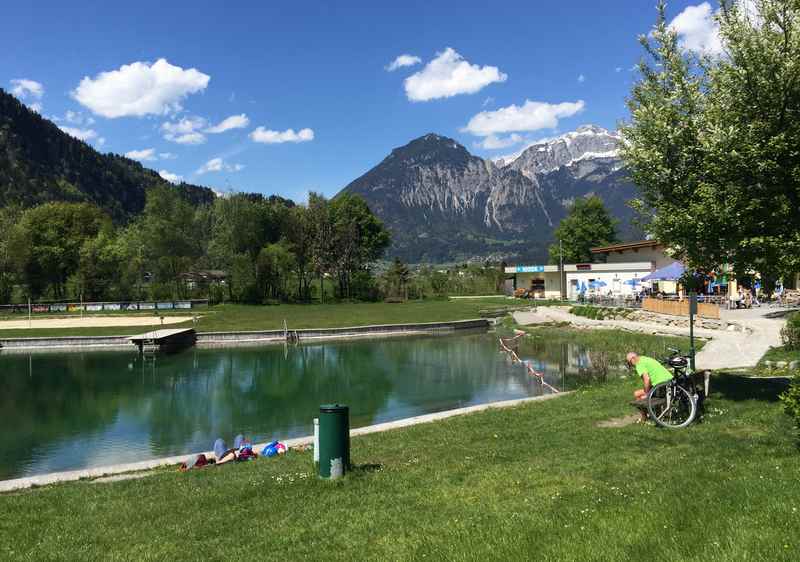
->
[
  {"left": 516, "top": 325, "right": 703, "bottom": 358},
  {"left": 761, "top": 346, "right": 800, "bottom": 364},
  {"left": 0, "top": 374, "right": 796, "bottom": 560},
  {"left": 0, "top": 297, "right": 528, "bottom": 338}
]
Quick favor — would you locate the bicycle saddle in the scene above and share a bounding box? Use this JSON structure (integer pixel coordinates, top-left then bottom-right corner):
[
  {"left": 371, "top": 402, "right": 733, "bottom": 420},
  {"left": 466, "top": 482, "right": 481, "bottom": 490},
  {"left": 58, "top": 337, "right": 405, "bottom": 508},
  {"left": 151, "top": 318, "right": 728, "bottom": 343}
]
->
[{"left": 668, "top": 356, "right": 688, "bottom": 368}]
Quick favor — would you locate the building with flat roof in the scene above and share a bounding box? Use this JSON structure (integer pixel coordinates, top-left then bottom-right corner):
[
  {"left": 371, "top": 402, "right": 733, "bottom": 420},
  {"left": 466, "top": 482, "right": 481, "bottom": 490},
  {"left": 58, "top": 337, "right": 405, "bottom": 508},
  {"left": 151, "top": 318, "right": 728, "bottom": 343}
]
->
[{"left": 505, "top": 240, "right": 681, "bottom": 298}]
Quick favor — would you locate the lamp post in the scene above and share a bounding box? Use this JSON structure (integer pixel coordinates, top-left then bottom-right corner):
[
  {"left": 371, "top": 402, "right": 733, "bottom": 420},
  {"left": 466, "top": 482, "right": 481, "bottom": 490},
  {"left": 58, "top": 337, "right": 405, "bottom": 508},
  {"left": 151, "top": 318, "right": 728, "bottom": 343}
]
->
[{"left": 559, "top": 239, "right": 565, "bottom": 300}]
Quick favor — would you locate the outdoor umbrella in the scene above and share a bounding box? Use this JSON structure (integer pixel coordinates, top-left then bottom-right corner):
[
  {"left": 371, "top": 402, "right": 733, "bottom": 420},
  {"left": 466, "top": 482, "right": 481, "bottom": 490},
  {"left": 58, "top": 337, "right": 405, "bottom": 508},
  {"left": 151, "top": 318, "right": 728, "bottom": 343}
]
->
[
  {"left": 624, "top": 278, "right": 641, "bottom": 286},
  {"left": 641, "top": 262, "right": 685, "bottom": 282}
]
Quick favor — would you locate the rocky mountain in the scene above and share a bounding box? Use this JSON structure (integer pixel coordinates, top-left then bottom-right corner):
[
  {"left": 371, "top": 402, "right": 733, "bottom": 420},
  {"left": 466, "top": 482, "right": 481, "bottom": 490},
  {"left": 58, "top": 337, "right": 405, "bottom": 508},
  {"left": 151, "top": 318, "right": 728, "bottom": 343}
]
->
[
  {"left": 0, "top": 88, "right": 214, "bottom": 222},
  {"left": 340, "top": 125, "right": 640, "bottom": 263}
]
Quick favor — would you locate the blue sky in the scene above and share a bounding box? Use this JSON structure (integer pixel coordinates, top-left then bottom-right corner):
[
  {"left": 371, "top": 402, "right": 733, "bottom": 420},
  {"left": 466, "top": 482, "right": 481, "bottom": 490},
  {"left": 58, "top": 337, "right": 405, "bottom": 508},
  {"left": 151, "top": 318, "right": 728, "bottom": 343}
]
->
[{"left": 1, "top": 0, "right": 718, "bottom": 202}]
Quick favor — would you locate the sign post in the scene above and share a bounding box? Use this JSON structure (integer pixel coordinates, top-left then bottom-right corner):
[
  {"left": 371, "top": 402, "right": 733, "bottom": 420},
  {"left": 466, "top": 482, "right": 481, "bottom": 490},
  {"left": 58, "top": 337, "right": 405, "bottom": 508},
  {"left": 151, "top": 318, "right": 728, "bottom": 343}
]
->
[{"left": 688, "top": 292, "right": 697, "bottom": 371}]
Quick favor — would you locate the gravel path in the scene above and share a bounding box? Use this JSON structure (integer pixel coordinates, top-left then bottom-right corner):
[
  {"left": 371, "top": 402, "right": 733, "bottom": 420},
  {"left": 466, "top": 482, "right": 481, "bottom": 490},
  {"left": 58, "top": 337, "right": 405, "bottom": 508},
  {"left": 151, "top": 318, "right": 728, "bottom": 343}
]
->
[{"left": 512, "top": 305, "right": 789, "bottom": 370}]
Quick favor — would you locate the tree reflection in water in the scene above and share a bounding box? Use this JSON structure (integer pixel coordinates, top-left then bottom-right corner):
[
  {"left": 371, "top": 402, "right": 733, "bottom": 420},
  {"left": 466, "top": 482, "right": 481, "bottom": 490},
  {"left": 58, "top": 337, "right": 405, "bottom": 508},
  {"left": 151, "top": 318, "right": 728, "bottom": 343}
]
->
[{"left": 0, "top": 331, "right": 565, "bottom": 479}]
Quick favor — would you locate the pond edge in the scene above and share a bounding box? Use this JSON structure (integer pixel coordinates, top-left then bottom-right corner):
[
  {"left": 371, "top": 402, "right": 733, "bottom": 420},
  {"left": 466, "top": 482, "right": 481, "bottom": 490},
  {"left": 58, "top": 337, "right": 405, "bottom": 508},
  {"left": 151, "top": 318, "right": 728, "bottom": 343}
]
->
[{"left": 0, "top": 390, "right": 568, "bottom": 493}]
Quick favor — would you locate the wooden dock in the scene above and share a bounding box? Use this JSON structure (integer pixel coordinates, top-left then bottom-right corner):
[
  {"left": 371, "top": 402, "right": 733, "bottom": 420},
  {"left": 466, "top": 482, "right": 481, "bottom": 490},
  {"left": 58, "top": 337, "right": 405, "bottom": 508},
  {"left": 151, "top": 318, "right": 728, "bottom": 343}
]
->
[{"left": 129, "top": 328, "right": 196, "bottom": 354}]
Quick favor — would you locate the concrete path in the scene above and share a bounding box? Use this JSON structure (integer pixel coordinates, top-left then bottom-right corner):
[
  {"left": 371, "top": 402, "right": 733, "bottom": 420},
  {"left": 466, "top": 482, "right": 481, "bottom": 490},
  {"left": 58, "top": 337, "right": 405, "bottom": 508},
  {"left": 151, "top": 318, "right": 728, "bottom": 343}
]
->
[{"left": 513, "top": 305, "right": 790, "bottom": 370}]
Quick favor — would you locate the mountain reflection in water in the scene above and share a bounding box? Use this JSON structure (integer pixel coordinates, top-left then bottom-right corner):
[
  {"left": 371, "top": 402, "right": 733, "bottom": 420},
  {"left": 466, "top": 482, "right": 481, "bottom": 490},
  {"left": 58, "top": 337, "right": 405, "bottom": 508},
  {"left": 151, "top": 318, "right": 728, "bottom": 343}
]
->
[{"left": 0, "top": 331, "right": 605, "bottom": 479}]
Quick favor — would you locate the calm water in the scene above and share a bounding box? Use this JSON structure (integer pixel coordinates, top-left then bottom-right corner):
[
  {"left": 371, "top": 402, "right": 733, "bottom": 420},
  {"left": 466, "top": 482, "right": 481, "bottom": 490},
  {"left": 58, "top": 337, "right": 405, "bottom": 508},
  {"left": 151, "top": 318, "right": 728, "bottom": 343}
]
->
[{"left": 0, "top": 331, "right": 589, "bottom": 480}]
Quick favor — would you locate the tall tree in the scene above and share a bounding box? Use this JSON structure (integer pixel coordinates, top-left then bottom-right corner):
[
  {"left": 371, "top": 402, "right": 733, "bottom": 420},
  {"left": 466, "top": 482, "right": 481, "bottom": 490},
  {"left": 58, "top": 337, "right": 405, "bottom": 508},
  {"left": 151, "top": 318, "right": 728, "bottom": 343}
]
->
[
  {"left": 308, "top": 193, "right": 335, "bottom": 302},
  {"left": 137, "top": 186, "right": 204, "bottom": 298},
  {"left": 384, "top": 257, "right": 411, "bottom": 300},
  {"left": 284, "top": 206, "right": 315, "bottom": 301},
  {"left": 329, "top": 193, "right": 391, "bottom": 299},
  {"left": 10, "top": 202, "right": 111, "bottom": 299},
  {"left": 621, "top": 0, "right": 800, "bottom": 275},
  {"left": 548, "top": 196, "right": 618, "bottom": 264}
]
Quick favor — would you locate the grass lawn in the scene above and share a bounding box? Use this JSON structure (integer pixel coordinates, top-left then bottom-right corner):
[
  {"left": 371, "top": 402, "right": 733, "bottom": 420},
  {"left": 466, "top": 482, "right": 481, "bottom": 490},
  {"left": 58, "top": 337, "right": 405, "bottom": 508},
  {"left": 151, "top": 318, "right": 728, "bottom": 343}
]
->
[
  {"left": 0, "top": 374, "right": 796, "bottom": 560},
  {"left": 760, "top": 345, "right": 800, "bottom": 364},
  {"left": 0, "top": 297, "right": 528, "bottom": 338}
]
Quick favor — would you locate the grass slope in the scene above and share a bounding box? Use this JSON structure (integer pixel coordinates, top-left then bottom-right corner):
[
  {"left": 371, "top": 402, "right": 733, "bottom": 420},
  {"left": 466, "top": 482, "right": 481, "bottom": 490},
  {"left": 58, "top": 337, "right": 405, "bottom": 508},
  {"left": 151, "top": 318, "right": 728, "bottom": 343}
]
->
[
  {"left": 0, "top": 298, "right": 525, "bottom": 338},
  {"left": 0, "top": 375, "right": 796, "bottom": 561}
]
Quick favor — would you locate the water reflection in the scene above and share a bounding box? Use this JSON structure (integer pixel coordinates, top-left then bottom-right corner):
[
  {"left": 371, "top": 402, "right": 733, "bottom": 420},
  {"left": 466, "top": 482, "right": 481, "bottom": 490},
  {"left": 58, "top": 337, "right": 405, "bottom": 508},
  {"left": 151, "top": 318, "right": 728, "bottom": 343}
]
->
[{"left": 0, "top": 331, "right": 579, "bottom": 479}]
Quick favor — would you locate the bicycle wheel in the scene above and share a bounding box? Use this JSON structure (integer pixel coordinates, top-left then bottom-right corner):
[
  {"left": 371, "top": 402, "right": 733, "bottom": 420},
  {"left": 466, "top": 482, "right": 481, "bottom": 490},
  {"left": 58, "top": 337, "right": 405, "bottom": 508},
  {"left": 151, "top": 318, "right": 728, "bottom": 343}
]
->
[{"left": 647, "top": 381, "right": 696, "bottom": 429}]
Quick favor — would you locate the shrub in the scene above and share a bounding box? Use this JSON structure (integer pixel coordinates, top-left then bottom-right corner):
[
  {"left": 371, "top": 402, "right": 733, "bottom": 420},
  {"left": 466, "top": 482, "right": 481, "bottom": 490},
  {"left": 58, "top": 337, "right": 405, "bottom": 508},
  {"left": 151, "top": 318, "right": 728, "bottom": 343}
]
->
[
  {"left": 781, "top": 313, "right": 800, "bottom": 350},
  {"left": 780, "top": 373, "right": 800, "bottom": 438}
]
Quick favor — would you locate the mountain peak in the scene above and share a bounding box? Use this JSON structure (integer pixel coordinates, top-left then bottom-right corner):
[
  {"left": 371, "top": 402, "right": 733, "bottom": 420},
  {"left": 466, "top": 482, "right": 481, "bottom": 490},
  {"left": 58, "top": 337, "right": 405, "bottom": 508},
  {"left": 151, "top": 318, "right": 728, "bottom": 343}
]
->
[
  {"left": 574, "top": 124, "right": 610, "bottom": 135},
  {"left": 385, "top": 133, "right": 471, "bottom": 167},
  {"left": 497, "top": 124, "right": 621, "bottom": 175}
]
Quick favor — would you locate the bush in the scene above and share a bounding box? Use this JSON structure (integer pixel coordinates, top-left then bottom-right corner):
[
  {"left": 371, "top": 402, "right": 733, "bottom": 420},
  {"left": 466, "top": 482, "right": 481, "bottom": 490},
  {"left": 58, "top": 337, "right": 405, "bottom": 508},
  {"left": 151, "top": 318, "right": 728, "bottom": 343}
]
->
[
  {"left": 781, "top": 313, "right": 800, "bottom": 350},
  {"left": 780, "top": 373, "right": 800, "bottom": 438}
]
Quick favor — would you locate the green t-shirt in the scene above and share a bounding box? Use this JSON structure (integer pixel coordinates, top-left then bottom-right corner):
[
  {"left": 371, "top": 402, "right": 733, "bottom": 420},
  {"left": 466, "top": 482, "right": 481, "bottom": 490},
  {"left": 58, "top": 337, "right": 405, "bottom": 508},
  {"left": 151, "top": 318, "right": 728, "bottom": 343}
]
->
[{"left": 635, "top": 356, "right": 673, "bottom": 386}]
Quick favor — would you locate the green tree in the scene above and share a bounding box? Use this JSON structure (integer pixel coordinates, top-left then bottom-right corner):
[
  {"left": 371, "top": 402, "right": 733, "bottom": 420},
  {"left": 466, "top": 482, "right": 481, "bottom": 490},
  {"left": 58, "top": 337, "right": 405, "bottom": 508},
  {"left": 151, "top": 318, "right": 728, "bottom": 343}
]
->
[
  {"left": 383, "top": 257, "right": 411, "bottom": 300},
  {"left": 621, "top": 0, "right": 800, "bottom": 275},
  {"left": 329, "top": 193, "right": 390, "bottom": 299},
  {"left": 548, "top": 196, "right": 618, "bottom": 264},
  {"left": 257, "top": 240, "right": 296, "bottom": 301},
  {"left": 76, "top": 231, "right": 124, "bottom": 300},
  {"left": 136, "top": 186, "right": 206, "bottom": 298},
  {"left": 10, "top": 202, "right": 111, "bottom": 299},
  {"left": 284, "top": 206, "right": 315, "bottom": 301},
  {"left": 0, "top": 206, "right": 21, "bottom": 303},
  {"left": 308, "top": 193, "right": 335, "bottom": 302}
]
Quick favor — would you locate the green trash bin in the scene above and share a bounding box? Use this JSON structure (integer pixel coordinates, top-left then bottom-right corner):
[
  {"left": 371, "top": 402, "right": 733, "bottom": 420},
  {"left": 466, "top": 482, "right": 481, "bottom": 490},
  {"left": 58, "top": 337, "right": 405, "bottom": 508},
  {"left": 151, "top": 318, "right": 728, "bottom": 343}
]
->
[{"left": 318, "top": 404, "right": 350, "bottom": 479}]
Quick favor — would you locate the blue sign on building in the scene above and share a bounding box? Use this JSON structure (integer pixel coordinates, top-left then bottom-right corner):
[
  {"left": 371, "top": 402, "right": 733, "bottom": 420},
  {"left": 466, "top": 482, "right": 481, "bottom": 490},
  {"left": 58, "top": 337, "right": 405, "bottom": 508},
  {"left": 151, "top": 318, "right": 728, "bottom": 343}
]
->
[{"left": 515, "top": 265, "right": 545, "bottom": 273}]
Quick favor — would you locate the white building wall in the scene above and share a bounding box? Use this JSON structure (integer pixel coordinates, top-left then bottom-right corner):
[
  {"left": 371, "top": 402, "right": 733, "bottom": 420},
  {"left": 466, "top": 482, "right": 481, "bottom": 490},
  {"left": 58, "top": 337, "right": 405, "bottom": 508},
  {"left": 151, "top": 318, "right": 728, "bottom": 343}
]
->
[{"left": 603, "top": 245, "right": 677, "bottom": 270}]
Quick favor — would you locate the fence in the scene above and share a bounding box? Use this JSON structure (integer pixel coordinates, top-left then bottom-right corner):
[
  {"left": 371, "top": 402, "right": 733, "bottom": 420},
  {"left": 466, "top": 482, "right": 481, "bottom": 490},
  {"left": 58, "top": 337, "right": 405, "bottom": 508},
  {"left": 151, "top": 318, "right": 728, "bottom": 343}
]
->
[
  {"left": 642, "top": 297, "right": 720, "bottom": 319},
  {"left": 0, "top": 299, "right": 209, "bottom": 315}
]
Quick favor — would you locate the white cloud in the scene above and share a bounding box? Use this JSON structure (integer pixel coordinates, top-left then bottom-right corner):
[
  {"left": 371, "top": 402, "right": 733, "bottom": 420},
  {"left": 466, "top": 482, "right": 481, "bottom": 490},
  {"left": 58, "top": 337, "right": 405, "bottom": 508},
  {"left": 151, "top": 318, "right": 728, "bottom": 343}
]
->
[
  {"left": 462, "top": 99, "right": 585, "bottom": 137},
  {"left": 10, "top": 79, "right": 44, "bottom": 99},
  {"left": 250, "top": 126, "right": 314, "bottom": 144},
  {"left": 159, "top": 170, "right": 183, "bottom": 184},
  {"left": 196, "top": 157, "right": 244, "bottom": 174},
  {"left": 62, "top": 110, "right": 94, "bottom": 125},
  {"left": 205, "top": 113, "right": 249, "bottom": 133},
  {"left": 615, "top": 67, "right": 623, "bottom": 73},
  {"left": 97, "top": 137, "right": 106, "bottom": 147},
  {"left": 668, "top": 2, "right": 723, "bottom": 56},
  {"left": 161, "top": 116, "right": 207, "bottom": 144},
  {"left": 385, "top": 54, "right": 422, "bottom": 71},
  {"left": 404, "top": 47, "right": 507, "bottom": 102},
  {"left": 28, "top": 102, "right": 43, "bottom": 113},
  {"left": 125, "top": 148, "right": 157, "bottom": 161},
  {"left": 58, "top": 126, "right": 98, "bottom": 142},
  {"left": 159, "top": 152, "right": 177, "bottom": 160},
  {"left": 577, "top": 74, "right": 586, "bottom": 83},
  {"left": 171, "top": 132, "right": 205, "bottom": 145},
  {"left": 482, "top": 96, "right": 495, "bottom": 107},
  {"left": 72, "top": 58, "right": 210, "bottom": 118},
  {"left": 477, "top": 133, "right": 524, "bottom": 150}
]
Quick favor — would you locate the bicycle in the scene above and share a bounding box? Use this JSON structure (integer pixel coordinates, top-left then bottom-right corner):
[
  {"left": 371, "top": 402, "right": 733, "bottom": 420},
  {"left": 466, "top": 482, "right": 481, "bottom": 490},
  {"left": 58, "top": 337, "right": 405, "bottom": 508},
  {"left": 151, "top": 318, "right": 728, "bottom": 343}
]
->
[{"left": 646, "top": 348, "right": 705, "bottom": 429}]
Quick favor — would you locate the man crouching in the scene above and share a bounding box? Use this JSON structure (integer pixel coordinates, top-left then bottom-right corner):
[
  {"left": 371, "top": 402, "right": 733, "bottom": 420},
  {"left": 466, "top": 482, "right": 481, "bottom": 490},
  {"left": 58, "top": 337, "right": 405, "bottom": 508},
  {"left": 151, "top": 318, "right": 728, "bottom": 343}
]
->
[{"left": 627, "top": 352, "right": 673, "bottom": 420}]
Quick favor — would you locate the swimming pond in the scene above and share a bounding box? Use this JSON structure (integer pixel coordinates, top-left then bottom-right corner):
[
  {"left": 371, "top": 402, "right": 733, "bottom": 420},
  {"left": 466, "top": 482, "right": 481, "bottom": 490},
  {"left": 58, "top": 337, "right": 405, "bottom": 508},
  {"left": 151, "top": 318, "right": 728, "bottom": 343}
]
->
[{"left": 0, "top": 330, "right": 602, "bottom": 479}]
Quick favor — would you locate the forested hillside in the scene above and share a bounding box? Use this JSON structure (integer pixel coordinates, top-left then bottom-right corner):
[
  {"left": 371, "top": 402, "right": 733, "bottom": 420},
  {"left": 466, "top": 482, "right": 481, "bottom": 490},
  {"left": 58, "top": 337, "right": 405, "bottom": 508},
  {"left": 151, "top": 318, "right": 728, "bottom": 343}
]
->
[{"left": 0, "top": 88, "right": 214, "bottom": 221}]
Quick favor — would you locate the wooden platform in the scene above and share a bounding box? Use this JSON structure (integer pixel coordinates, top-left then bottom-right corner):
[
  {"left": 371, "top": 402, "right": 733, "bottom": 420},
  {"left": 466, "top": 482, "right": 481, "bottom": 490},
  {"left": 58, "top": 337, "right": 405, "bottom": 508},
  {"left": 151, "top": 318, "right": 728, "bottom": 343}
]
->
[{"left": 129, "top": 328, "right": 196, "bottom": 353}]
